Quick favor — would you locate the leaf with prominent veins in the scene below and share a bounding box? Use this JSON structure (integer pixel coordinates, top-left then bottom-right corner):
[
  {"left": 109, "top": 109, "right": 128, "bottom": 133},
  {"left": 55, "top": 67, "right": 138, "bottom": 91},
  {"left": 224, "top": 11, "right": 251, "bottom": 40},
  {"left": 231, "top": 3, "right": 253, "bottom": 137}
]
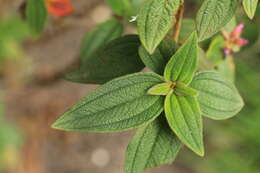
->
[
  {"left": 125, "top": 116, "right": 181, "bottom": 173},
  {"left": 164, "top": 32, "right": 198, "bottom": 84},
  {"left": 165, "top": 93, "right": 204, "bottom": 156},
  {"left": 137, "top": 0, "right": 181, "bottom": 54},
  {"left": 190, "top": 71, "right": 244, "bottom": 120},
  {"left": 53, "top": 73, "right": 164, "bottom": 132}
]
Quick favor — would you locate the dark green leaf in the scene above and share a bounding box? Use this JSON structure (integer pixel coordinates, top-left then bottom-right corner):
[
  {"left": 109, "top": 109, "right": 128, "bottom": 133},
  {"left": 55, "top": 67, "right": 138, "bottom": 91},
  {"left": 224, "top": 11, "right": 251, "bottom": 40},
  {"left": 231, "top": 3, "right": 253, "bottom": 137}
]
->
[
  {"left": 190, "top": 71, "right": 244, "bottom": 120},
  {"left": 165, "top": 94, "right": 204, "bottom": 156},
  {"left": 164, "top": 32, "right": 198, "bottom": 84},
  {"left": 125, "top": 116, "right": 181, "bottom": 173},
  {"left": 139, "top": 37, "right": 176, "bottom": 74},
  {"left": 137, "top": 0, "right": 181, "bottom": 54},
  {"left": 65, "top": 35, "right": 145, "bottom": 84},
  {"left": 26, "top": 0, "right": 47, "bottom": 34},
  {"left": 53, "top": 73, "right": 164, "bottom": 132},
  {"left": 196, "top": 0, "right": 238, "bottom": 41},
  {"left": 80, "top": 18, "right": 124, "bottom": 62}
]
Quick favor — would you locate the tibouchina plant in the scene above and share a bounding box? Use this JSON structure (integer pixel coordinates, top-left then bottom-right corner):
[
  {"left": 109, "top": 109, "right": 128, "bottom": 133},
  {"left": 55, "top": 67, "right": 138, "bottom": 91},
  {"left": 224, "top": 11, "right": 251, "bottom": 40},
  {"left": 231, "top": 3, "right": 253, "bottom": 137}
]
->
[{"left": 23, "top": 0, "right": 258, "bottom": 172}]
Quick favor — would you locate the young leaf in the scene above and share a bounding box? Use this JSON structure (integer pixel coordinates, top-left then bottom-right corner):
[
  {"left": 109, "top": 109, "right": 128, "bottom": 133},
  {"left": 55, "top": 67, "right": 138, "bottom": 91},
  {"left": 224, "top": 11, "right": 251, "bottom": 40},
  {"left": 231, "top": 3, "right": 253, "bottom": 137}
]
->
[
  {"left": 190, "top": 71, "right": 244, "bottom": 120},
  {"left": 137, "top": 0, "right": 181, "bottom": 54},
  {"left": 243, "top": 0, "right": 259, "bottom": 19},
  {"left": 26, "top": 0, "right": 47, "bottom": 34},
  {"left": 53, "top": 73, "right": 164, "bottom": 132},
  {"left": 164, "top": 32, "right": 198, "bottom": 84},
  {"left": 164, "top": 94, "right": 204, "bottom": 156},
  {"left": 196, "top": 0, "right": 238, "bottom": 41},
  {"left": 139, "top": 37, "right": 176, "bottom": 74},
  {"left": 65, "top": 35, "right": 144, "bottom": 84},
  {"left": 147, "top": 82, "right": 173, "bottom": 96},
  {"left": 125, "top": 116, "right": 181, "bottom": 173},
  {"left": 175, "top": 82, "right": 198, "bottom": 97},
  {"left": 80, "top": 18, "right": 124, "bottom": 62}
]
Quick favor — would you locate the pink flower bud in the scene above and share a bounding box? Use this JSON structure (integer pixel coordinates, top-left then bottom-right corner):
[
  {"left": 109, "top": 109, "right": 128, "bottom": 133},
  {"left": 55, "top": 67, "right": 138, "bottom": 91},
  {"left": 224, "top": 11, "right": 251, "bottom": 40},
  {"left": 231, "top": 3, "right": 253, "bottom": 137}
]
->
[
  {"left": 231, "top": 23, "right": 244, "bottom": 38},
  {"left": 236, "top": 38, "right": 248, "bottom": 47}
]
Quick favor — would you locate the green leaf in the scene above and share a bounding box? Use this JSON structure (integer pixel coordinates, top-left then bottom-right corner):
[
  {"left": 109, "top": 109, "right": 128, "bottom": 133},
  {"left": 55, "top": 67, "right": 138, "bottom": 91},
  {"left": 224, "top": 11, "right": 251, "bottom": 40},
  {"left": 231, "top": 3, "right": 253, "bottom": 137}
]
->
[
  {"left": 26, "top": 0, "right": 47, "bottom": 35},
  {"left": 179, "top": 18, "right": 196, "bottom": 43},
  {"left": 175, "top": 82, "right": 198, "bottom": 97},
  {"left": 196, "top": 0, "right": 238, "bottom": 41},
  {"left": 206, "top": 36, "right": 225, "bottom": 65},
  {"left": 139, "top": 37, "right": 176, "bottom": 74},
  {"left": 198, "top": 48, "right": 214, "bottom": 71},
  {"left": 217, "top": 56, "right": 235, "bottom": 83},
  {"left": 147, "top": 82, "right": 173, "bottom": 96},
  {"left": 190, "top": 71, "right": 244, "bottom": 120},
  {"left": 80, "top": 18, "right": 124, "bottom": 62},
  {"left": 243, "top": 0, "right": 259, "bottom": 19},
  {"left": 65, "top": 35, "right": 145, "bottom": 84},
  {"left": 164, "top": 32, "right": 198, "bottom": 84},
  {"left": 53, "top": 73, "right": 164, "bottom": 132},
  {"left": 137, "top": 0, "right": 181, "bottom": 54},
  {"left": 125, "top": 116, "right": 181, "bottom": 173},
  {"left": 106, "top": 0, "right": 132, "bottom": 16},
  {"left": 164, "top": 94, "right": 204, "bottom": 156}
]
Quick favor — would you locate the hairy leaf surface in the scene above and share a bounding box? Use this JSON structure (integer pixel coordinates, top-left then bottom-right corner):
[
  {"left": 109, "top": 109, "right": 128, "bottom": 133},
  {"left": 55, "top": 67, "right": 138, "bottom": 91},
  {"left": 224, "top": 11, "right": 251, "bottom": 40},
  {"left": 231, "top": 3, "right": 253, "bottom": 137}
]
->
[
  {"left": 165, "top": 94, "right": 204, "bottom": 156},
  {"left": 65, "top": 35, "right": 144, "bottom": 84},
  {"left": 190, "top": 71, "right": 244, "bottom": 120},
  {"left": 196, "top": 0, "right": 238, "bottom": 41},
  {"left": 125, "top": 117, "right": 181, "bottom": 173},
  {"left": 53, "top": 73, "right": 164, "bottom": 132},
  {"left": 137, "top": 0, "right": 181, "bottom": 54},
  {"left": 164, "top": 32, "right": 198, "bottom": 84}
]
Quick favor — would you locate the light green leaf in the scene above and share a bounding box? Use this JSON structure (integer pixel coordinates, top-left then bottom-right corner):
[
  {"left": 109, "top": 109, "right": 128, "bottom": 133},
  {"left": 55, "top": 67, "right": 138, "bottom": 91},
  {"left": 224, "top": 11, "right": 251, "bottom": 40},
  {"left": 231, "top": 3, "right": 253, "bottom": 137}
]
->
[
  {"left": 198, "top": 48, "right": 214, "bottom": 71},
  {"left": 137, "top": 0, "right": 181, "bottom": 54},
  {"left": 164, "top": 94, "right": 204, "bottom": 156},
  {"left": 26, "top": 0, "right": 47, "bottom": 35},
  {"left": 139, "top": 37, "right": 176, "bottom": 74},
  {"left": 206, "top": 36, "right": 225, "bottom": 65},
  {"left": 80, "top": 18, "right": 124, "bottom": 62},
  {"left": 217, "top": 56, "right": 235, "bottom": 83},
  {"left": 243, "top": 0, "right": 259, "bottom": 19},
  {"left": 147, "top": 82, "right": 173, "bottom": 96},
  {"left": 53, "top": 73, "right": 164, "bottom": 132},
  {"left": 125, "top": 116, "right": 181, "bottom": 173},
  {"left": 65, "top": 35, "right": 144, "bottom": 84},
  {"left": 179, "top": 18, "right": 196, "bottom": 43},
  {"left": 196, "top": 0, "right": 238, "bottom": 41},
  {"left": 106, "top": 0, "right": 132, "bottom": 16},
  {"left": 190, "top": 71, "right": 244, "bottom": 120},
  {"left": 164, "top": 32, "right": 198, "bottom": 84},
  {"left": 175, "top": 82, "right": 198, "bottom": 97}
]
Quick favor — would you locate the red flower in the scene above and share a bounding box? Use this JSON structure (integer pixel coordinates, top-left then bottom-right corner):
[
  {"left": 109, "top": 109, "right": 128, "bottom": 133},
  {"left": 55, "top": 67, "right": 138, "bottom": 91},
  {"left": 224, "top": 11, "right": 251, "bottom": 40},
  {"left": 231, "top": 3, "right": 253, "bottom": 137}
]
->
[{"left": 46, "top": 0, "right": 74, "bottom": 17}]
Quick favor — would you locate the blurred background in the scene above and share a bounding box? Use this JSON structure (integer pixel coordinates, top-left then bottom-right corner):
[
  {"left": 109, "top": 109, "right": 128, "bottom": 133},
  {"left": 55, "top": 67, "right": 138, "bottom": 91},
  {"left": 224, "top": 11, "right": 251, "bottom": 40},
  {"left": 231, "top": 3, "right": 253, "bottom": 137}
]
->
[{"left": 0, "top": 0, "right": 259, "bottom": 173}]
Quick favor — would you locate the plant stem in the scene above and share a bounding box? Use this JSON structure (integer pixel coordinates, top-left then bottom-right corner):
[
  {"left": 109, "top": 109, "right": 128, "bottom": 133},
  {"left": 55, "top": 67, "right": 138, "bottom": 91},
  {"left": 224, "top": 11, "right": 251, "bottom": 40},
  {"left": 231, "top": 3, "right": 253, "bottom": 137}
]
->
[{"left": 173, "top": 4, "right": 184, "bottom": 43}]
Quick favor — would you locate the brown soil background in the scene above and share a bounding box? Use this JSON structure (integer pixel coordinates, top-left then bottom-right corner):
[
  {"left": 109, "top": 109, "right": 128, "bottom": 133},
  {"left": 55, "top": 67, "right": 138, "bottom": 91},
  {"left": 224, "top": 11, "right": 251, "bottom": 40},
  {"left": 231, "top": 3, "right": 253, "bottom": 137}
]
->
[{"left": 2, "top": 0, "right": 193, "bottom": 173}]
